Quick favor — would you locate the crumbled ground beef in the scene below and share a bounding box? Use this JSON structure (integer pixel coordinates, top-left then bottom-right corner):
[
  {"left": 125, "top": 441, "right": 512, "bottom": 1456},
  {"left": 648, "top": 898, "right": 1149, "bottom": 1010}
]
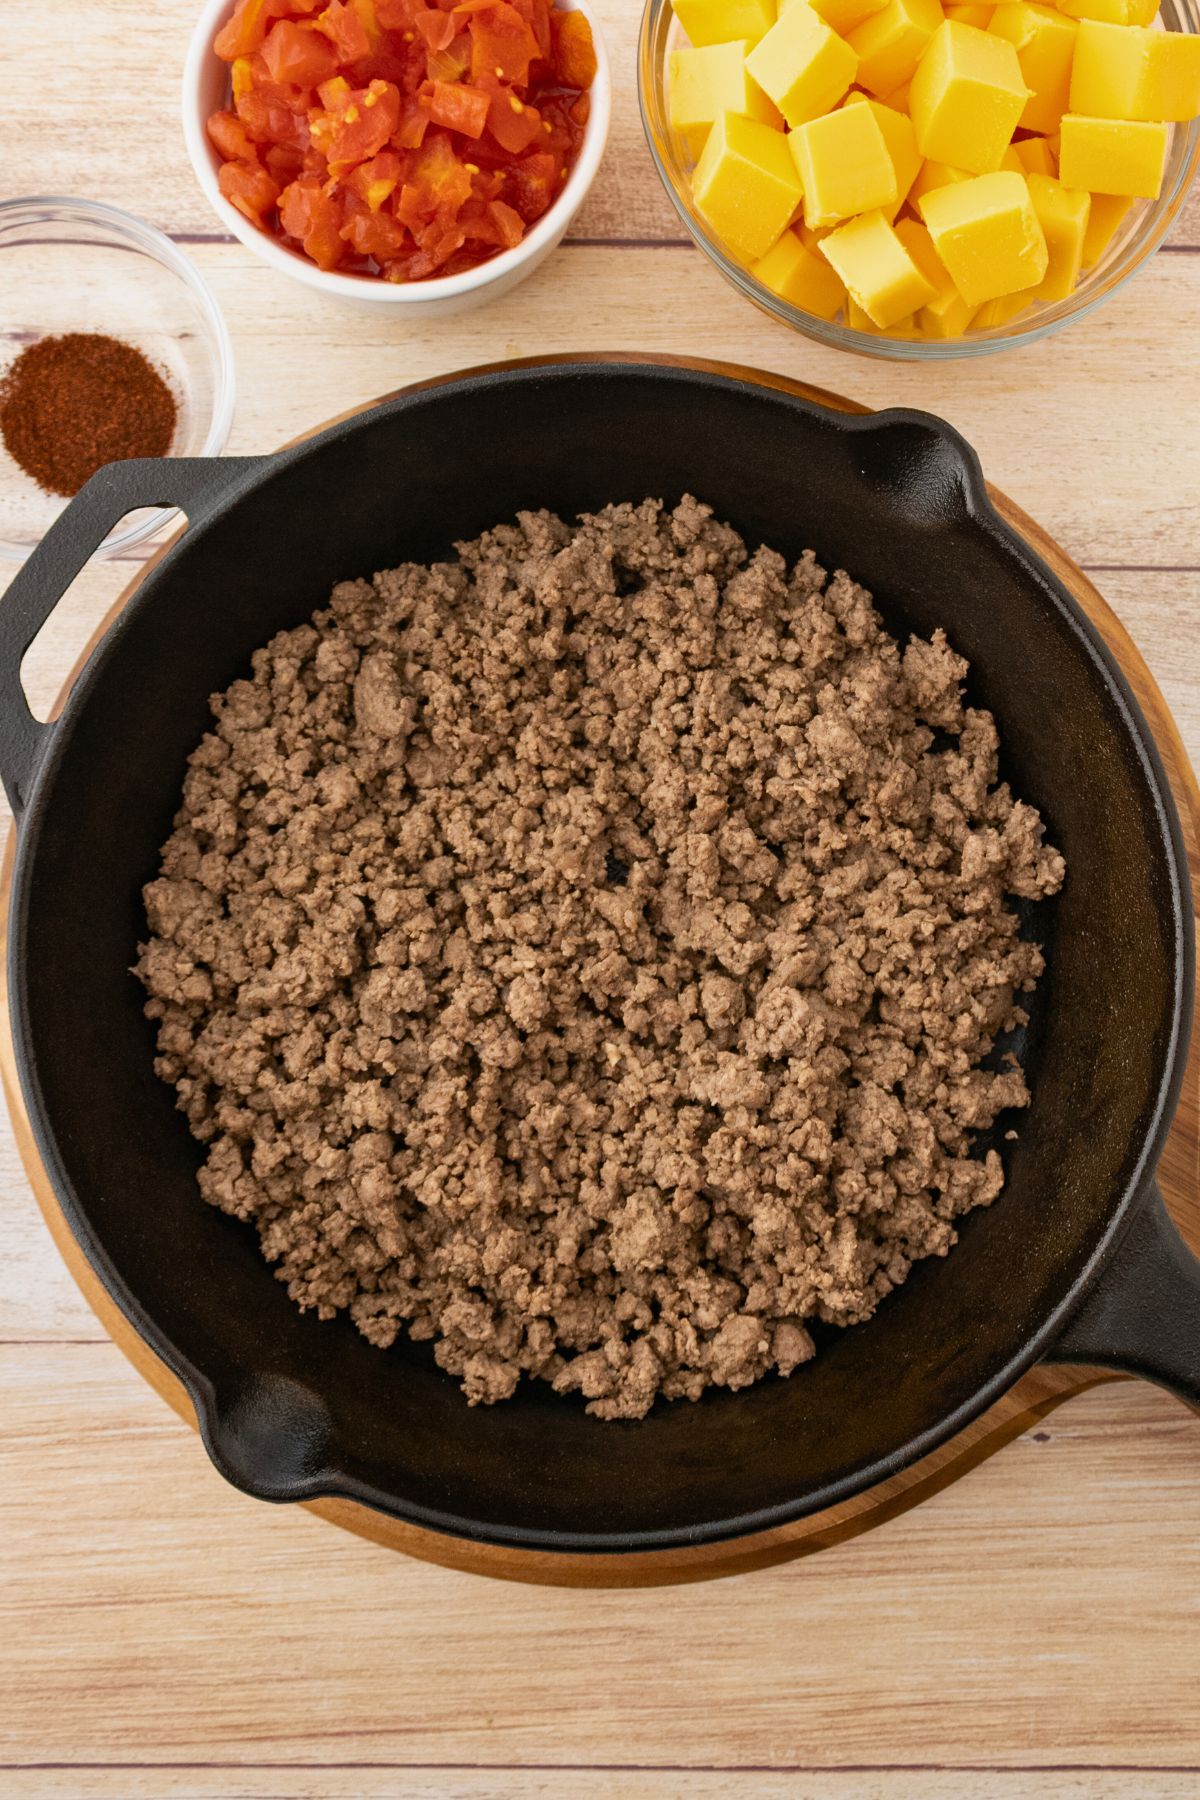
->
[{"left": 135, "top": 498, "right": 1064, "bottom": 1420}]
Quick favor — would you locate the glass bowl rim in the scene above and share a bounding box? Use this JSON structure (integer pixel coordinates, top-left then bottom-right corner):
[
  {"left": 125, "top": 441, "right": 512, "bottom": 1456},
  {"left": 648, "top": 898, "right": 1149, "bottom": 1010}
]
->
[
  {"left": 0, "top": 194, "right": 236, "bottom": 563},
  {"left": 636, "top": 0, "right": 1200, "bottom": 361}
]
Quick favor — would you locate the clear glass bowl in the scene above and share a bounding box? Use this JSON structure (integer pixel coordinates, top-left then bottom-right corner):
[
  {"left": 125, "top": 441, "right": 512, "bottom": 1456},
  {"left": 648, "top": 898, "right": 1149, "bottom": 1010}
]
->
[
  {"left": 0, "top": 198, "right": 235, "bottom": 562},
  {"left": 638, "top": 0, "right": 1200, "bottom": 360}
]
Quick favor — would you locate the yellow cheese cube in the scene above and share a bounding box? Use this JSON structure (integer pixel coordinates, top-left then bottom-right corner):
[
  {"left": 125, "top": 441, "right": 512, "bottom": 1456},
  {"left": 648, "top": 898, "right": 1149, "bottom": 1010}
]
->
[
  {"left": 1058, "top": 114, "right": 1168, "bottom": 196},
  {"left": 988, "top": 4, "right": 1076, "bottom": 133},
  {"left": 909, "top": 22, "right": 1030, "bottom": 173},
  {"left": 846, "top": 298, "right": 921, "bottom": 333},
  {"left": 918, "top": 169, "right": 1048, "bottom": 301},
  {"left": 789, "top": 102, "right": 900, "bottom": 225},
  {"left": 909, "top": 157, "right": 974, "bottom": 203},
  {"left": 974, "top": 288, "right": 1035, "bottom": 324},
  {"left": 1010, "top": 132, "right": 1057, "bottom": 174},
  {"left": 1070, "top": 23, "right": 1200, "bottom": 124},
  {"left": 1058, "top": 0, "right": 1156, "bottom": 25},
  {"left": 844, "top": 93, "right": 923, "bottom": 214},
  {"left": 692, "top": 110, "right": 804, "bottom": 257},
  {"left": 893, "top": 212, "right": 954, "bottom": 291},
  {"left": 752, "top": 226, "right": 849, "bottom": 313},
  {"left": 920, "top": 283, "right": 980, "bottom": 333},
  {"left": 947, "top": 3, "right": 995, "bottom": 24},
  {"left": 819, "top": 207, "right": 938, "bottom": 324},
  {"left": 674, "top": 0, "right": 777, "bottom": 48},
  {"left": 1080, "top": 189, "right": 1133, "bottom": 265},
  {"left": 1025, "top": 170, "right": 1090, "bottom": 297},
  {"left": 847, "top": 0, "right": 944, "bottom": 99},
  {"left": 808, "top": 0, "right": 893, "bottom": 34},
  {"left": 746, "top": 5, "right": 859, "bottom": 125},
  {"left": 669, "top": 42, "right": 782, "bottom": 158}
]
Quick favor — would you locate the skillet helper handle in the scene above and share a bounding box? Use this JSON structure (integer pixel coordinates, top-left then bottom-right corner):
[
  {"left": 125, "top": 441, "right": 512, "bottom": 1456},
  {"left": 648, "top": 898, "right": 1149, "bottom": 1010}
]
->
[
  {"left": 0, "top": 455, "right": 263, "bottom": 817},
  {"left": 1046, "top": 1184, "right": 1200, "bottom": 1409}
]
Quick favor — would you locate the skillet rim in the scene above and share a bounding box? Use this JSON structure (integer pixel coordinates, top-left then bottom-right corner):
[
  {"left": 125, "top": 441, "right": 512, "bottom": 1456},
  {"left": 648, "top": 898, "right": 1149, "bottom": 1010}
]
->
[{"left": 6, "top": 357, "right": 1194, "bottom": 1553}]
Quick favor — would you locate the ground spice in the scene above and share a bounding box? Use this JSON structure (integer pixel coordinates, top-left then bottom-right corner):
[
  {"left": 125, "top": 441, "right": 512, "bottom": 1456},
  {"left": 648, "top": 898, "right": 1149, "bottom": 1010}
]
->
[{"left": 0, "top": 332, "right": 177, "bottom": 499}]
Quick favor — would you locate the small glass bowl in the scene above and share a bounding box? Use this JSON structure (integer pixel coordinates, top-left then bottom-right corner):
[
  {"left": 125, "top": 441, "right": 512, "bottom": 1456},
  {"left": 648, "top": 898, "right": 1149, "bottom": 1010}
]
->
[
  {"left": 0, "top": 197, "right": 235, "bottom": 563},
  {"left": 638, "top": 0, "right": 1200, "bottom": 360}
]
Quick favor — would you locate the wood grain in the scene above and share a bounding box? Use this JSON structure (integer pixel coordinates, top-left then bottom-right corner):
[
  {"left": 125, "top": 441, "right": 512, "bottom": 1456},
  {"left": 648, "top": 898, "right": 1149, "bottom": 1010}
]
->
[{"left": 2, "top": 0, "right": 1200, "bottom": 1788}]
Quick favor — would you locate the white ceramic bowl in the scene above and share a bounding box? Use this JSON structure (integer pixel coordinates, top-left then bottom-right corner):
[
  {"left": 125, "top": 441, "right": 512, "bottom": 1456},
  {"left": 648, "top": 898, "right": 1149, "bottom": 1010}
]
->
[{"left": 183, "top": 0, "right": 611, "bottom": 313}]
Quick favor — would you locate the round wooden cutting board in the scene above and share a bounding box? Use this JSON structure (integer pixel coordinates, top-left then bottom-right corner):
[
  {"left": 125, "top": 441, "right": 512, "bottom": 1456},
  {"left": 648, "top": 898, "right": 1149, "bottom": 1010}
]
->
[{"left": 2, "top": 356, "right": 1197, "bottom": 1588}]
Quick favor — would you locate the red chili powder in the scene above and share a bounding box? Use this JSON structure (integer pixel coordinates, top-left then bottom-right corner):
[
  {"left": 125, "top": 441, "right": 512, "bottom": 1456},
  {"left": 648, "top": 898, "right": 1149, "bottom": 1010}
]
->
[{"left": 0, "top": 332, "right": 178, "bottom": 499}]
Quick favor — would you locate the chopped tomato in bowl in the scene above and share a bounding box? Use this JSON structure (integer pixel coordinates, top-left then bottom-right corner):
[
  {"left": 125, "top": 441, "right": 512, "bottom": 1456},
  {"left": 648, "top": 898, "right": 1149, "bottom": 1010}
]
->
[{"left": 183, "top": 0, "right": 609, "bottom": 306}]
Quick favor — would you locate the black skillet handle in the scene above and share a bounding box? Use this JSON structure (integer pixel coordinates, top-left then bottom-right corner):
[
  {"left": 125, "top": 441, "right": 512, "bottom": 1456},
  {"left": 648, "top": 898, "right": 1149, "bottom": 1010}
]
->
[
  {"left": 1045, "top": 1184, "right": 1200, "bottom": 1408},
  {"left": 0, "top": 455, "right": 264, "bottom": 818}
]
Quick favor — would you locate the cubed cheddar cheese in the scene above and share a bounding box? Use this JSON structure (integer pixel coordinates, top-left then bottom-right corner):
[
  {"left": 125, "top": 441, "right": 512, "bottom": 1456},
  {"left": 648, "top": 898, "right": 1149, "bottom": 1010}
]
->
[
  {"left": 752, "top": 226, "right": 848, "bottom": 313},
  {"left": 909, "top": 22, "right": 1030, "bottom": 173},
  {"left": 988, "top": 4, "right": 1077, "bottom": 133},
  {"left": 1070, "top": 23, "right": 1200, "bottom": 124},
  {"left": 806, "top": 0, "right": 893, "bottom": 37},
  {"left": 819, "top": 207, "right": 938, "bottom": 324},
  {"left": 692, "top": 110, "right": 804, "bottom": 257},
  {"left": 893, "top": 213, "right": 955, "bottom": 288},
  {"left": 920, "top": 283, "right": 980, "bottom": 333},
  {"left": 846, "top": 298, "right": 922, "bottom": 333},
  {"left": 1058, "top": 113, "right": 1168, "bottom": 196},
  {"left": 844, "top": 92, "right": 923, "bottom": 215},
  {"left": 1009, "top": 132, "right": 1057, "bottom": 174},
  {"left": 918, "top": 168, "right": 1048, "bottom": 302},
  {"left": 746, "top": 5, "right": 859, "bottom": 125},
  {"left": 847, "top": 0, "right": 944, "bottom": 100},
  {"left": 673, "top": 0, "right": 778, "bottom": 48},
  {"left": 1026, "top": 170, "right": 1090, "bottom": 297},
  {"left": 1080, "top": 188, "right": 1133, "bottom": 265},
  {"left": 669, "top": 42, "right": 782, "bottom": 158},
  {"left": 789, "top": 102, "right": 900, "bottom": 225},
  {"left": 1057, "top": 0, "right": 1157, "bottom": 26},
  {"left": 908, "top": 157, "right": 974, "bottom": 203},
  {"left": 974, "top": 288, "right": 1035, "bottom": 325}
]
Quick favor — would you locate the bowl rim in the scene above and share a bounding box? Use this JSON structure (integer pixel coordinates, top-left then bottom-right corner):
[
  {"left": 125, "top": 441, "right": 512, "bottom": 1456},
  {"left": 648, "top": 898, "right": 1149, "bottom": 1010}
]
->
[
  {"left": 637, "top": 0, "right": 1200, "bottom": 361},
  {"left": 0, "top": 194, "right": 236, "bottom": 564},
  {"left": 182, "top": 0, "right": 612, "bottom": 303}
]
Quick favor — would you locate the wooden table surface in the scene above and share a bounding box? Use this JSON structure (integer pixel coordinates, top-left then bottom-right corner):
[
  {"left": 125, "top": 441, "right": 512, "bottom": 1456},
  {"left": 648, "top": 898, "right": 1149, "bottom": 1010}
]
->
[{"left": 3, "top": 2, "right": 1200, "bottom": 1795}]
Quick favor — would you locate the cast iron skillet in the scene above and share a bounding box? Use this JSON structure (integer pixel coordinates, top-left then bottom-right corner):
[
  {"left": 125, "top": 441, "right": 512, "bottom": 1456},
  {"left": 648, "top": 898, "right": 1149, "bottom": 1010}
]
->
[{"left": 2, "top": 359, "right": 1198, "bottom": 1555}]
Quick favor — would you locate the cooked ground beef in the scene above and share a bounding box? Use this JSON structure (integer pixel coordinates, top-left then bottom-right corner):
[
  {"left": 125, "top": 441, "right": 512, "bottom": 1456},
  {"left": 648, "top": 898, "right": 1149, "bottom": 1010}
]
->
[{"left": 135, "top": 497, "right": 1064, "bottom": 1420}]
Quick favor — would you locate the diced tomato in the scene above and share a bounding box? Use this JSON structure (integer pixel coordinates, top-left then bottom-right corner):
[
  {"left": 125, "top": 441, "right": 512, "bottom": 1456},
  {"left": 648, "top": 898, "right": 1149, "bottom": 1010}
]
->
[
  {"left": 425, "top": 36, "right": 471, "bottom": 81},
  {"left": 414, "top": 7, "right": 458, "bottom": 49},
  {"left": 512, "top": 0, "right": 552, "bottom": 60},
  {"left": 261, "top": 19, "right": 340, "bottom": 85},
  {"left": 207, "top": 107, "right": 261, "bottom": 163},
  {"left": 424, "top": 78, "right": 491, "bottom": 136},
  {"left": 341, "top": 198, "right": 410, "bottom": 258},
  {"left": 464, "top": 2, "right": 539, "bottom": 86},
  {"left": 310, "top": 76, "right": 402, "bottom": 169},
  {"left": 264, "top": 140, "right": 306, "bottom": 182},
  {"left": 279, "top": 173, "right": 346, "bottom": 266},
  {"left": 344, "top": 148, "right": 404, "bottom": 207},
  {"left": 486, "top": 85, "right": 542, "bottom": 153},
  {"left": 211, "top": 0, "right": 590, "bottom": 279},
  {"left": 488, "top": 196, "right": 524, "bottom": 246},
  {"left": 219, "top": 158, "right": 281, "bottom": 223},
  {"left": 507, "top": 147, "right": 557, "bottom": 220},
  {"left": 549, "top": 8, "right": 595, "bottom": 88},
  {"left": 394, "top": 95, "right": 433, "bottom": 146},
  {"left": 215, "top": 0, "right": 274, "bottom": 58},
  {"left": 316, "top": 0, "right": 373, "bottom": 60}
]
